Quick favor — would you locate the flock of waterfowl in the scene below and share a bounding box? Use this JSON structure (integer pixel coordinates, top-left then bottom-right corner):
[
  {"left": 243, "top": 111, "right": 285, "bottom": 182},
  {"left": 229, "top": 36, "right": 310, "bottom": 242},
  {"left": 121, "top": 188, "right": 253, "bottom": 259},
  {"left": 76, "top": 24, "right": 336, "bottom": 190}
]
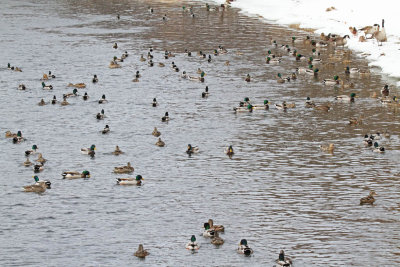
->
[{"left": 4, "top": 0, "right": 392, "bottom": 264}]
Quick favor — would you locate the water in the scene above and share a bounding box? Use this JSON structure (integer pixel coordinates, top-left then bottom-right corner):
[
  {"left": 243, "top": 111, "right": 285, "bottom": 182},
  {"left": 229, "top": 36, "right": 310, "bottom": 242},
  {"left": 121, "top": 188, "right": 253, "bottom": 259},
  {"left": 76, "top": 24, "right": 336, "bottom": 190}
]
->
[{"left": 1, "top": 0, "right": 400, "bottom": 266}]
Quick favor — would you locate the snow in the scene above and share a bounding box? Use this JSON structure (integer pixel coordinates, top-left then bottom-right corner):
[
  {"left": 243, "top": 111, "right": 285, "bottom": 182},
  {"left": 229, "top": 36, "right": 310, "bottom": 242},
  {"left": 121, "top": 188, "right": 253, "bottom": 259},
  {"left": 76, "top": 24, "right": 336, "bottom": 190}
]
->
[{"left": 208, "top": 0, "right": 400, "bottom": 85}]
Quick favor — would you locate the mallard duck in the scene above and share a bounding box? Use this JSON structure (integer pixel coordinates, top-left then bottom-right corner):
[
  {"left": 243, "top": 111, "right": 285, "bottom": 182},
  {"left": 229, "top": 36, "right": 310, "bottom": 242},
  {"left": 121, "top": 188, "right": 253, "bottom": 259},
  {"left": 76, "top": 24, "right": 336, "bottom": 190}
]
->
[
  {"left": 202, "top": 86, "right": 209, "bottom": 98},
  {"left": 276, "top": 73, "right": 290, "bottom": 83},
  {"left": 81, "top": 145, "right": 96, "bottom": 155},
  {"left": 113, "top": 42, "right": 118, "bottom": 49},
  {"left": 202, "top": 223, "right": 215, "bottom": 238},
  {"left": 36, "top": 153, "right": 47, "bottom": 164},
  {"left": 381, "top": 84, "right": 389, "bottom": 97},
  {"left": 151, "top": 98, "right": 158, "bottom": 107},
  {"left": 335, "top": 93, "right": 356, "bottom": 102},
  {"left": 112, "top": 145, "right": 124, "bottom": 155},
  {"left": 245, "top": 74, "right": 251, "bottom": 82},
  {"left": 82, "top": 92, "right": 89, "bottom": 101},
  {"left": 5, "top": 130, "right": 17, "bottom": 138},
  {"left": 42, "top": 82, "right": 53, "bottom": 90},
  {"left": 234, "top": 104, "right": 253, "bottom": 112},
  {"left": 68, "top": 83, "right": 86, "bottom": 88},
  {"left": 320, "top": 143, "right": 334, "bottom": 153},
  {"left": 25, "top": 145, "right": 38, "bottom": 156},
  {"left": 23, "top": 176, "right": 50, "bottom": 193},
  {"left": 134, "top": 244, "right": 149, "bottom": 258},
  {"left": 102, "top": 125, "right": 110, "bottom": 134},
  {"left": 139, "top": 54, "right": 146, "bottom": 62},
  {"left": 360, "top": 190, "right": 377, "bottom": 205},
  {"left": 224, "top": 145, "right": 234, "bottom": 157},
  {"left": 64, "top": 88, "right": 78, "bottom": 98},
  {"left": 60, "top": 97, "right": 69, "bottom": 106},
  {"left": 62, "top": 170, "right": 91, "bottom": 179},
  {"left": 117, "top": 175, "right": 143, "bottom": 186},
  {"left": 296, "top": 64, "right": 313, "bottom": 74},
  {"left": 12, "top": 131, "right": 24, "bottom": 143},
  {"left": 181, "top": 71, "right": 188, "bottom": 79},
  {"left": 187, "top": 144, "right": 199, "bottom": 154},
  {"left": 24, "top": 158, "right": 32, "bottom": 167},
  {"left": 359, "top": 69, "right": 371, "bottom": 76},
  {"left": 276, "top": 250, "right": 292, "bottom": 267},
  {"left": 371, "top": 132, "right": 382, "bottom": 140},
  {"left": 295, "top": 54, "right": 306, "bottom": 61},
  {"left": 313, "top": 104, "right": 331, "bottom": 112},
  {"left": 305, "top": 68, "right": 319, "bottom": 76},
  {"left": 373, "top": 19, "right": 387, "bottom": 45},
  {"left": 373, "top": 142, "right": 385, "bottom": 153},
  {"left": 121, "top": 51, "right": 128, "bottom": 59},
  {"left": 305, "top": 97, "right": 315, "bottom": 108},
  {"left": 363, "top": 135, "right": 373, "bottom": 147},
  {"left": 345, "top": 66, "right": 359, "bottom": 74},
  {"left": 148, "top": 59, "right": 154, "bottom": 67},
  {"left": 51, "top": 95, "right": 57, "bottom": 104},
  {"left": 18, "top": 84, "right": 26, "bottom": 90},
  {"left": 314, "top": 41, "right": 328, "bottom": 48},
  {"left": 96, "top": 109, "right": 105, "bottom": 120},
  {"left": 275, "top": 102, "right": 288, "bottom": 111},
  {"left": 41, "top": 73, "right": 49, "bottom": 80},
  {"left": 252, "top": 100, "right": 269, "bottom": 110},
  {"left": 308, "top": 57, "right": 321, "bottom": 64},
  {"left": 152, "top": 127, "right": 161, "bottom": 137},
  {"left": 237, "top": 239, "right": 253, "bottom": 256},
  {"left": 349, "top": 116, "right": 362, "bottom": 125},
  {"left": 161, "top": 112, "right": 169, "bottom": 122},
  {"left": 109, "top": 61, "right": 121, "bottom": 68},
  {"left": 114, "top": 162, "right": 134, "bottom": 174},
  {"left": 185, "top": 235, "right": 200, "bottom": 250},
  {"left": 323, "top": 75, "right": 340, "bottom": 85},
  {"left": 266, "top": 57, "right": 281, "bottom": 64},
  {"left": 211, "top": 231, "right": 224, "bottom": 245},
  {"left": 208, "top": 219, "right": 224, "bottom": 232},
  {"left": 33, "top": 163, "right": 44, "bottom": 173},
  {"left": 98, "top": 94, "right": 108, "bottom": 104},
  {"left": 155, "top": 138, "right": 165, "bottom": 147}
]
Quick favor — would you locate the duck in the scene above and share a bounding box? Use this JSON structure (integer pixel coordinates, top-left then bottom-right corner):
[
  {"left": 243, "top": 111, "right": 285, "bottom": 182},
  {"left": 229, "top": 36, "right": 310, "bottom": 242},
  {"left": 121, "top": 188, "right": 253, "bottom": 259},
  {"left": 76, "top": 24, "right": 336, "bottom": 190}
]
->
[
  {"left": 359, "top": 69, "right": 371, "bottom": 76},
  {"left": 38, "top": 99, "right": 46, "bottom": 106},
  {"left": 335, "top": 93, "right": 356, "bottom": 102},
  {"left": 224, "top": 145, "right": 234, "bottom": 157},
  {"left": 345, "top": 66, "right": 359, "bottom": 74},
  {"left": 305, "top": 68, "right": 319, "bottom": 76},
  {"left": 64, "top": 88, "right": 79, "bottom": 98},
  {"left": 208, "top": 219, "right": 224, "bottom": 232},
  {"left": 102, "top": 125, "right": 110, "bottom": 134},
  {"left": 62, "top": 171, "right": 91, "bottom": 179},
  {"left": 334, "top": 35, "right": 350, "bottom": 47},
  {"left": 311, "top": 49, "right": 321, "bottom": 57},
  {"left": 18, "top": 84, "right": 26, "bottom": 90},
  {"left": 113, "top": 42, "right": 118, "bottom": 49},
  {"left": 41, "top": 82, "right": 53, "bottom": 90},
  {"left": 295, "top": 53, "right": 306, "bottom": 61},
  {"left": 5, "top": 130, "right": 18, "bottom": 138},
  {"left": 109, "top": 61, "right": 121, "bottom": 68},
  {"left": 237, "top": 239, "right": 253, "bottom": 256},
  {"left": 211, "top": 231, "right": 224, "bottom": 246},
  {"left": 96, "top": 109, "right": 105, "bottom": 120},
  {"left": 381, "top": 84, "right": 389, "bottom": 97},
  {"left": 82, "top": 92, "right": 89, "bottom": 101},
  {"left": 133, "top": 244, "right": 149, "bottom": 258},
  {"left": 363, "top": 135, "right": 373, "bottom": 147},
  {"left": 139, "top": 54, "right": 146, "bottom": 62},
  {"left": 186, "top": 144, "right": 199, "bottom": 154},
  {"left": 23, "top": 176, "right": 50, "bottom": 193},
  {"left": 313, "top": 104, "right": 331, "bottom": 112},
  {"left": 276, "top": 250, "right": 292, "bottom": 267},
  {"left": 92, "top": 75, "right": 98, "bottom": 83},
  {"left": 323, "top": 75, "right": 340, "bottom": 85},
  {"left": 68, "top": 83, "right": 86, "bottom": 88},
  {"left": 266, "top": 57, "right": 281, "bottom": 64},
  {"left": 181, "top": 71, "right": 188, "bottom": 79},
  {"left": 161, "top": 112, "right": 169, "bottom": 122},
  {"left": 275, "top": 102, "right": 288, "bottom": 111},
  {"left": 308, "top": 57, "right": 321, "bottom": 65},
  {"left": 276, "top": 73, "right": 290, "bottom": 83},
  {"left": 152, "top": 98, "right": 158, "bottom": 107},
  {"left": 148, "top": 59, "right": 154, "bottom": 67},
  {"left": 202, "top": 223, "right": 215, "bottom": 238},
  {"left": 41, "top": 73, "right": 49, "bottom": 80},
  {"left": 152, "top": 127, "right": 161, "bottom": 137},
  {"left": 117, "top": 175, "right": 144, "bottom": 186},
  {"left": 252, "top": 100, "right": 269, "bottom": 110},
  {"left": 112, "top": 145, "right": 124, "bottom": 155},
  {"left": 60, "top": 97, "right": 69, "bottom": 106},
  {"left": 360, "top": 190, "right": 377, "bottom": 205},
  {"left": 373, "top": 19, "right": 387, "bottom": 45},
  {"left": 81, "top": 145, "right": 96, "bottom": 155},
  {"left": 51, "top": 95, "right": 57, "bottom": 104},
  {"left": 114, "top": 162, "right": 134, "bottom": 174},
  {"left": 185, "top": 235, "right": 200, "bottom": 250},
  {"left": 202, "top": 86, "right": 209, "bottom": 98},
  {"left": 25, "top": 145, "right": 38, "bottom": 156},
  {"left": 158, "top": 62, "right": 165, "bottom": 67},
  {"left": 98, "top": 94, "right": 108, "bottom": 104},
  {"left": 155, "top": 138, "right": 165, "bottom": 147},
  {"left": 373, "top": 142, "right": 385, "bottom": 153},
  {"left": 349, "top": 116, "right": 362, "bottom": 125},
  {"left": 36, "top": 153, "right": 47, "bottom": 164},
  {"left": 320, "top": 143, "right": 334, "bottom": 153},
  {"left": 134, "top": 71, "right": 141, "bottom": 79},
  {"left": 296, "top": 64, "right": 313, "bottom": 74},
  {"left": 121, "top": 51, "right": 129, "bottom": 59},
  {"left": 23, "top": 158, "right": 33, "bottom": 167},
  {"left": 305, "top": 97, "right": 315, "bottom": 108},
  {"left": 234, "top": 104, "right": 253, "bottom": 112},
  {"left": 12, "top": 131, "right": 24, "bottom": 143},
  {"left": 33, "top": 163, "right": 44, "bottom": 173},
  {"left": 245, "top": 74, "right": 251, "bottom": 82}
]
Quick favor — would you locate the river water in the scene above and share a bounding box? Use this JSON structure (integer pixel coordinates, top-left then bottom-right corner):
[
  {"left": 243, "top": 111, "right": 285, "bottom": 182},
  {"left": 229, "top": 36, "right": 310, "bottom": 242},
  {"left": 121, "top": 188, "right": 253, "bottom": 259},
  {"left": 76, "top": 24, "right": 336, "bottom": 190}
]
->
[{"left": 1, "top": 0, "right": 399, "bottom": 266}]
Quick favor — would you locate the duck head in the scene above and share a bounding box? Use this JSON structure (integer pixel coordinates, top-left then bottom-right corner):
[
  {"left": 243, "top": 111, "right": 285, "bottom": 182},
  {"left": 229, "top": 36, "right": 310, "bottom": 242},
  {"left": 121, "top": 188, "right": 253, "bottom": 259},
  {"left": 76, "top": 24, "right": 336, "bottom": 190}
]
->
[
  {"left": 205, "top": 86, "right": 208, "bottom": 92},
  {"left": 136, "top": 175, "right": 143, "bottom": 181},
  {"left": 90, "top": 145, "right": 96, "bottom": 151},
  {"left": 279, "top": 250, "right": 285, "bottom": 261},
  {"left": 204, "top": 222, "right": 210, "bottom": 230},
  {"left": 191, "top": 235, "right": 196, "bottom": 242},
  {"left": 82, "top": 170, "right": 90, "bottom": 177},
  {"left": 240, "top": 239, "right": 248, "bottom": 246},
  {"left": 33, "top": 176, "right": 39, "bottom": 182},
  {"left": 32, "top": 145, "right": 38, "bottom": 150}
]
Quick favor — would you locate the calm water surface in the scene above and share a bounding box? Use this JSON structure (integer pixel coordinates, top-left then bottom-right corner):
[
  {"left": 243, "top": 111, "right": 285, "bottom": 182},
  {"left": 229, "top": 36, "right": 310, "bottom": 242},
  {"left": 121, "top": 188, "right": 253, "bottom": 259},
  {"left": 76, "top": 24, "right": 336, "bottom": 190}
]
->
[{"left": 1, "top": 0, "right": 400, "bottom": 266}]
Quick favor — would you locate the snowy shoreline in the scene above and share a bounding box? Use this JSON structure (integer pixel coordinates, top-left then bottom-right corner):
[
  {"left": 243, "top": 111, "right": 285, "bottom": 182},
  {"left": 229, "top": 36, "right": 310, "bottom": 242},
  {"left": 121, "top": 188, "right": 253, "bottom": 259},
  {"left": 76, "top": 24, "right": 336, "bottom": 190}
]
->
[{"left": 205, "top": 0, "right": 400, "bottom": 86}]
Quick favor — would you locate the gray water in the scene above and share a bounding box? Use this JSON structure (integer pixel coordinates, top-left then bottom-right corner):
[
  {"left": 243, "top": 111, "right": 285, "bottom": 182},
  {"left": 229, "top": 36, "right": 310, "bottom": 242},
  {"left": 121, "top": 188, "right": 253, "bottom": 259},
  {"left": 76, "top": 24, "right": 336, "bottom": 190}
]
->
[{"left": 1, "top": 0, "right": 400, "bottom": 266}]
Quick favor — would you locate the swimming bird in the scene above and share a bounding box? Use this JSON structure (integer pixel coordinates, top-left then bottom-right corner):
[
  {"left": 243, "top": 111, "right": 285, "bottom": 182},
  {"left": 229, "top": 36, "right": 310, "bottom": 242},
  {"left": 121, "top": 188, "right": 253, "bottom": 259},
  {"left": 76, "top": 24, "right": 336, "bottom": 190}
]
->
[
  {"left": 36, "top": 153, "right": 47, "bottom": 164},
  {"left": 96, "top": 109, "right": 105, "bottom": 120},
  {"left": 185, "top": 235, "right": 200, "bottom": 250},
  {"left": 61, "top": 97, "right": 69, "bottom": 106},
  {"left": 109, "top": 61, "right": 121, "bottom": 68},
  {"left": 33, "top": 163, "right": 44, "bottom": 173},
  {"left": 202, "top": 223, "right": 215, "bottom": 238},
  {"left": 152, "top": 98, "right": 158, "bottom": 107},
  {"left": 155, "top": 138, "right": 165, "bottom": 147},
  {"left": 335, "top": 93, "right": 356, "bottom": 102},
  {"left": 245, "top": 74, "right": 251, "bottom": 82},
  {"left": 276, "top": 250, "right": 292, "bottom": 267},
  {"left": 266, "top": 57, "right": 281, "bottom": 64},
  {"left": 381, "top": 84, "right": 389, "bottom": 97},
  {"left": 113, "top": 42, "right": 118, "bottom": 49},
  {"left": 373, "top": 142, "right": 385, "bottom": 153},
  {"left": 25, "top": 145, "right": 38, "bottom": 156},
  {"left": 12, "top": 131, "right": 24, "bottom": 143},
  {"left": 42, "top": 82, "right": 53, "bottom": 90},
  {"left": 140, "top": 54, "right": 146, "bottom": 62},
  {"left": 68, "top": 83, "right": 86, "bottom": 88},
  {"left": 117, "top": 175, "right": 143, "bottom": 186},
  {"left": 237, "top": 239, "right": 253, "bottom": 256},
  {"left": 114, "top": 162, "right": 134, "bottom": 174},
  {"left": 112, "top": 145, "right": 124, "bottom": 155},
  {"left": 38, "top": 99, "right": 46, "bottom": 106},
  {"left": 23, "top": 176, "right": 50, "bottom": 193},
  {"left": 323, "top": 75, "right": 340, "bottom": 85},
  {"left": 134, "top": 244, "right": 149, "bottom": 258},
  {"left": 211, "top": 231, "right": 224, "bottom": 245},
  {"left": 81, "top": 145, "right": 96, "bottom": 156},
  {"left": 5, "top": 130, "right": 17, "bottom": 138},
  {"left": 305, "top": 97, "right": 315, "bottom": 108},
  {"left": 313, "top": 104, "right": 331, "bottom": 112},
  {"left": 224, "top": 145, "right": 234, "bottom": 157},
  {"left": 62, "top": 171, "right": 91, "bottom": 179},
  {"left": 152, "top": 127, "right": 161, "bottom": 137},
  {"left": 83, "top": 92, "right": 89, "bottom": 101},
  {"left": 102, "top": 125, "right": 110, "bottom": 134},
  {"left": 98, "top": 94, "right": 108, "bottom": 104},
  {"left": 24, "top": 158, "right": 32, "bottom": 167},
  {"left": 161, "top": 112, "right": 169, "bottom": 122},
  {"left": 360, "top": 191, "right": 377, "bottom": 205},
  {"left": 64, "top": 88, "right": 78, "bottom": 98},
  {"left": 187, "top": 144, "right": 199, "bottom": 154},
  {"left": 92, "top": 75, "right": 98, "bottom": 83},
  {"left": 208, "top": 219, "right": 224, "bottom": 232},
  {"left": 320, "top": 143, "right": 334, "bottom": 153},
  {"left": 51, "top": 95, "right": 57, "bottom": 104},
  {"left": 345, "top": 66, "right": 360, "bottom": 74},
  {"left": 18, "top": 84, "right": 26, "bottom": 90},
  {"left": 202, "top": 86, "right": 209, "bottom": 98}
]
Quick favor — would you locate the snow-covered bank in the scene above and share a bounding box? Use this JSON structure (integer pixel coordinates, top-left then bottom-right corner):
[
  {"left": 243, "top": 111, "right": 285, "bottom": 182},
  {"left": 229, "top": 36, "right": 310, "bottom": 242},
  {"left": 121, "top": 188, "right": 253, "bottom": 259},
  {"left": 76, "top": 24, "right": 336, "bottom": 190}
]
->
[{"left": 209, "top": 0, "right": 400, "bottom": 85}]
